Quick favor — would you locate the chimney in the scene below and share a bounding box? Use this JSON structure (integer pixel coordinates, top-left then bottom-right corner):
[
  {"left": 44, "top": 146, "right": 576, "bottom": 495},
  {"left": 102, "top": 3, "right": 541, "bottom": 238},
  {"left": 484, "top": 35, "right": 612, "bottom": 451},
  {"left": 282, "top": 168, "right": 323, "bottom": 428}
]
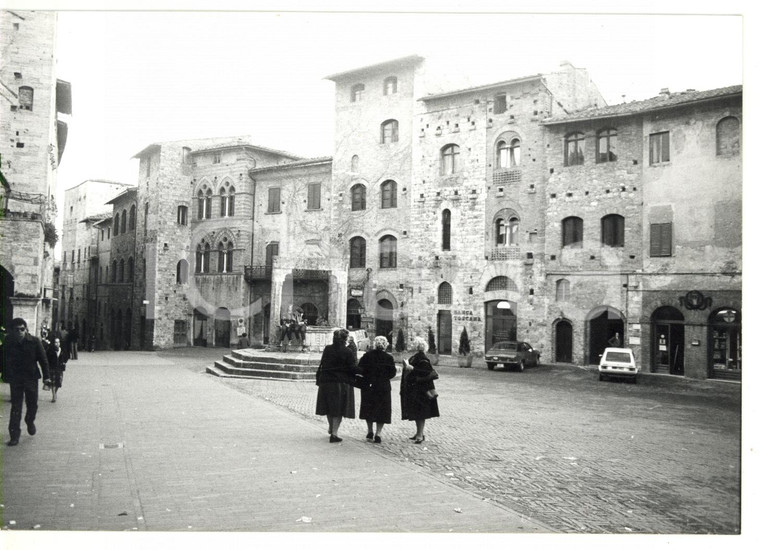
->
[{"left": 659, "top": 88, "right": 670, "bottom": 97}]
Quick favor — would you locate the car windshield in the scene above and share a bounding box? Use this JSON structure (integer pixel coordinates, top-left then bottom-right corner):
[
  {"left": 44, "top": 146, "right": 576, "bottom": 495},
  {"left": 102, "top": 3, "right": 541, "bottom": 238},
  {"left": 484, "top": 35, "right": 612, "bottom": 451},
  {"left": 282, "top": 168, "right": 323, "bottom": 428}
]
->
[
  {"left": 605, "top": 351, "right": 633, "bottom": 363},
  {"left": 490, "top": 342, "right": 518, "bottom": 351}
]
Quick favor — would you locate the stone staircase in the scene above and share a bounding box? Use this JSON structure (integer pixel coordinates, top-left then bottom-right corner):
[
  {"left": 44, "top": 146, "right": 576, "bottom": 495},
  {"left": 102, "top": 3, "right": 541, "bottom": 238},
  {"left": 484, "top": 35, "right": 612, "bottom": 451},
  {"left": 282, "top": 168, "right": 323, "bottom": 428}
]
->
[{"left": 207, "top": 349, "right": 320, "bottom": 381}]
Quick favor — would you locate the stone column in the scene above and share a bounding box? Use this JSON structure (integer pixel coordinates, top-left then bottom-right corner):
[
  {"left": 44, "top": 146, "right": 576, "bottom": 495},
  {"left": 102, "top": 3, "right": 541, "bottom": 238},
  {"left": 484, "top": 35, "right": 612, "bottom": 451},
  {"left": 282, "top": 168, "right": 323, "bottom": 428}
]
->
[{"left": 328, "top": 269, "right": 348, "bottom": 328}]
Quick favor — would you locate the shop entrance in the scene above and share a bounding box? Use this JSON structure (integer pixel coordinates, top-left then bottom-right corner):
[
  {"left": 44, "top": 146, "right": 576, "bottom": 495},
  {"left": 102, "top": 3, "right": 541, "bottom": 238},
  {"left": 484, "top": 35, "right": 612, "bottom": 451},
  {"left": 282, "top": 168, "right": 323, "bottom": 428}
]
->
[
  {"left": 346, "top": 299, "right": 363, "bottom": 330},
  {"left": 651, "top": 306, "right": 685, "bottom": 375},
  {"left": 587, "top": 306, "right": 624, "bottom": 365},
  {"left": 215, "top": 307, "right": 231, "bottom": 347},
  {"left": 709, "top": 308, "right": 741, "bottom": 380},
  {"left": 193, "top": 308, "right": 208, "bottom": 347},
  {"left": 485, "top": 300, "right": 517, "bottom": 350}
]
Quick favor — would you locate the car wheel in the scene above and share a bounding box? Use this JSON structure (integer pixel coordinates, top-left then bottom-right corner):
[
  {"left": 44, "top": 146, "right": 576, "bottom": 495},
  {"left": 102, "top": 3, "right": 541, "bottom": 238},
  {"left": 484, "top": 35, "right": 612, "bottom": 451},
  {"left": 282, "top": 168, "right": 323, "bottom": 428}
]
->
[
  {"left": 518, "top": 360, "right": 525, "bottom": 372},
  {"left": 486, "top": 362, "right": 495, "bottom": 370},
  {"left": 599, "top": 372, "right": 605, "bottom": 381}
]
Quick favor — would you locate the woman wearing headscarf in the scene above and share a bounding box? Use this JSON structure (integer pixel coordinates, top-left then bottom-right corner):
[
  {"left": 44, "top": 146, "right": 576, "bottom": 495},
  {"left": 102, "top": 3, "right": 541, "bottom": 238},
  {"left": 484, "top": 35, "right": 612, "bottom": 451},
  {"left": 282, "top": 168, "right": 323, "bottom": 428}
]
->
[
  {"left": 358, "top": 335, "right": 396, "bottom": 443},
  {"left": 315, "top": 328, "right": 360, "bottom": 443},
  {"left": 400, "top": 336, "right": 439, "bottom": 444}
]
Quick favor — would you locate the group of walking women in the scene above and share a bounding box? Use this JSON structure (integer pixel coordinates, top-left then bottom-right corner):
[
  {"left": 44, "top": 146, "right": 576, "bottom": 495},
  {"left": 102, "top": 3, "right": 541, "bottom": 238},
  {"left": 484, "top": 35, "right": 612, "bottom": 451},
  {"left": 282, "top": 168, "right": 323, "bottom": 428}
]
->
[{"left": 315, "top": 328, "right": 439, "bottom": 444}]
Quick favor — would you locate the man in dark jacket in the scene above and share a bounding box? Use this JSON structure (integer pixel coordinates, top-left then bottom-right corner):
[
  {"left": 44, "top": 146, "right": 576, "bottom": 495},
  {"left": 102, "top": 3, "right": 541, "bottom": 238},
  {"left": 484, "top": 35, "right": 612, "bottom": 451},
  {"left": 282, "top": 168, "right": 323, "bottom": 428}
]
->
[{"left": 4, "top": 318, "right": 51, "bottom": 446}]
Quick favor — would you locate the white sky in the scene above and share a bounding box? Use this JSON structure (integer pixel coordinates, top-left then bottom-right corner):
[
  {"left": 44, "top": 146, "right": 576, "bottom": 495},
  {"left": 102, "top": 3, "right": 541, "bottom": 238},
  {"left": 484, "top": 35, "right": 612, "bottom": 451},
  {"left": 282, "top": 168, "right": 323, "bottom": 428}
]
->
[{"left": 49, "top": 6, "right": 745, "bottom": 193}]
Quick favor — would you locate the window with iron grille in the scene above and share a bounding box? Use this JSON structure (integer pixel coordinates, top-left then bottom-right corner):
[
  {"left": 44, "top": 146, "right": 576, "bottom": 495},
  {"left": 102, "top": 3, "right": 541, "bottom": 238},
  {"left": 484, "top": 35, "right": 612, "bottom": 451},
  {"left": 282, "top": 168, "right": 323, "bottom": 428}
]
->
[
  {"left": 485, "top": 276, "right": 518, "bottom": 292},
  {"left": 438, "top": 282, "right": 452, "bottom": 304}
]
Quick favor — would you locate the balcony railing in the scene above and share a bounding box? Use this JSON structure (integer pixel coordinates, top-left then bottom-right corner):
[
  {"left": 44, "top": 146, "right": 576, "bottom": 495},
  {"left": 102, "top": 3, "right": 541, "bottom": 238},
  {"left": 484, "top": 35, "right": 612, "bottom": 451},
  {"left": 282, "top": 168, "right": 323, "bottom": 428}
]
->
[
  {"left": 244, "top": 265, "right": 272, "bottom": 283},
  {"left": 487, "top": 247, "right": 521, "bottom": 261}
]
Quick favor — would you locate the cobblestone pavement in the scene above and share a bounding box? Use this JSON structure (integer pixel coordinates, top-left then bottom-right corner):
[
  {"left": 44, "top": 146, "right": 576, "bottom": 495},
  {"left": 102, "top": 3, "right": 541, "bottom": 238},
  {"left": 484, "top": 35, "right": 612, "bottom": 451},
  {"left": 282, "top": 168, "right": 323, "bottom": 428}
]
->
[{"left": 170, "top": 348, "right": 742, "bottom": 535}]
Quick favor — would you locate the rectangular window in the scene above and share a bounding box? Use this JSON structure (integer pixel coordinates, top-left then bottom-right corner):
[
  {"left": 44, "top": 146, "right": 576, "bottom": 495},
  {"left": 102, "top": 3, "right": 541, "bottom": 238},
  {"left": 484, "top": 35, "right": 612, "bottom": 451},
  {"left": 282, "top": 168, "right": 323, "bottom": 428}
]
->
[
  {"left": 177, "top": 205, "right": 188, "bottom": 225},
  {"left": 650, "top": 223, "right": 673, "bottom": 257},
  {"left": 307, "top": 183, "right": 321, "bottom": 210},
  {"left": 268, "top": 187, "right": 281, "bottom": 213},
  {"left": 493, "top": 94, "right": 507, "bottom": 115},
  {"left": 649, "top": 132, "right": 670, "bottom": 165},
  {"left": 213, "top": 152, "right": 222, "bottom": 164},
  {"left": 173, "top": 320, "right": 188, "bottom": 345}
]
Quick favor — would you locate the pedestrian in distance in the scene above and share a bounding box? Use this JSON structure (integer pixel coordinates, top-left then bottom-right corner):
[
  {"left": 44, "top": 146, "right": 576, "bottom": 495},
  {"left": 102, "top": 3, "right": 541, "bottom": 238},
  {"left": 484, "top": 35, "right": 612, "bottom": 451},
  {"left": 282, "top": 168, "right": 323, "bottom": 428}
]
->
[
  {"left": 400, "top": 336, "right": 439, "bottom": 444},
  {"left": 608, "top": 332, "right": 622, "bottom": 347},
  {"left": 358, "top": 335, "right": 397, "bottom": 443},
  {"left": 3, "top": 318, "right": 52, "bottom": 446},
  {"left": 45, "top": 337, "right": 69, "bottom": 403},
  {"left": 347, "top": 334, "right": 358, "bottom": 366},
  {"left": 69, "top": 324, "right": 79, "bottom": 360},
  {"left": 237, "top": 332, "right": 250, "bottom": 349},
  {"left": 315, "top": 328, "right": 361, "bottom": 443},
  {"left": 57, "top": 323, "right": 70, "bottom": 356}
]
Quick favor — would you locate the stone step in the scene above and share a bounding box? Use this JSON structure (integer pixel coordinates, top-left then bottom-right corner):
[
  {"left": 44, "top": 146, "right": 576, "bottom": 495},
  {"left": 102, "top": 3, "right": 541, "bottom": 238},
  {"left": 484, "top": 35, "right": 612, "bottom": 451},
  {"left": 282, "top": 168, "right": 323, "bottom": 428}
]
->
[
  {"left": 230, "top": 349, "right": 321, "bottom": 366},
  {"left": 221, "top": 355, "right": 319, "bottom": 373},
  {"left": 209, "top": 361, "right": 315, "bottom": 381}
]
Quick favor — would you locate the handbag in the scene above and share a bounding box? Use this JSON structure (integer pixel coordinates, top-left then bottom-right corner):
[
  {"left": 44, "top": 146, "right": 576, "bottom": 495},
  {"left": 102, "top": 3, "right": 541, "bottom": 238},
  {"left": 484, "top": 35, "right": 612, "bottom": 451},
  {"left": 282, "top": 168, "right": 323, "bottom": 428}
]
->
[
  {"left": 352, "top": 374, "right": 370, "bottom": 390},
  {"left": 426, "top": 388, "right": 439, "bottom": 400}
]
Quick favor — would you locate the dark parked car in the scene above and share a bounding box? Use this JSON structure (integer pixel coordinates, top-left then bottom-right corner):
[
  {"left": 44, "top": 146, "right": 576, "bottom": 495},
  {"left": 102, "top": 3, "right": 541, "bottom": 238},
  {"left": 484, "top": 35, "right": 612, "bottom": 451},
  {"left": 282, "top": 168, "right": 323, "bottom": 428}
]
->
[{"left": 485, "top": 341, "right": 541, "bottom": 371}]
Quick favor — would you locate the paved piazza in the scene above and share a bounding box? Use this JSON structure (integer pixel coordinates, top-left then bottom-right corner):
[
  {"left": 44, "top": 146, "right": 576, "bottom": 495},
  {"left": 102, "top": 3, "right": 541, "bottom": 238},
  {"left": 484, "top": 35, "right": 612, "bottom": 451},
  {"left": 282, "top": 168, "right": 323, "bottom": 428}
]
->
[{"left": 191, "top": 349, "right": 741, "bottom": 535}]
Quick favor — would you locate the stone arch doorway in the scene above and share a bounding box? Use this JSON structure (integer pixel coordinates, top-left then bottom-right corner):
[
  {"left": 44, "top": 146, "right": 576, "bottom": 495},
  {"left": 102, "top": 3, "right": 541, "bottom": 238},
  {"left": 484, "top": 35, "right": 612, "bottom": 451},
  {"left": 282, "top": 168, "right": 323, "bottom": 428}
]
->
[
  {"left": 709, "top": 308, "right": 741, "bottom": 380},
  {"left": 1, "top": 265, "right": 14, "bottom": 331},
  {"left": 555, "top": 319, "right": 573, "bottom": 363},
  {"left": 586, "top": 306, "right": 624, "bottom": 364},
  {"left": 651, "top": 306, "right": 685, "bottom": 375},
  {"left": 215, "top": 307, "right": 231, "bottom": 347},
  {"left": 193, "top": 308, "right": 208, "bottom": 347},
  {"left": 376, "top": 298, "right": 394, "bottom": 345}
]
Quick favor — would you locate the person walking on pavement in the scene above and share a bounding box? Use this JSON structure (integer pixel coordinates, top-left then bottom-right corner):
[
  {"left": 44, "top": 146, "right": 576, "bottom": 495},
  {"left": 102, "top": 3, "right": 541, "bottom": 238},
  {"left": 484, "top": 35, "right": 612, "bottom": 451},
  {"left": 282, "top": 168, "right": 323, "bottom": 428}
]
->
[
  {"left": 400, "top": 336, "right": 439, "bottom": 444},
  {"left": 315, "top": 328, "right": 360, "bottom": 443},
  {"left": 3, "top": 318, "right": 52, "bottom": 446},
  {"left": 57, "top": 323, "right": 70, "bottom": 357},
  {"left": 46, "top": 336, "right": 69, "bottom": 403},
  {"left": 358, "top": 335, "right": 396, "bottom": 443},
  {"left": 69, "top": 324, "right": 79, "bottom": 360}
]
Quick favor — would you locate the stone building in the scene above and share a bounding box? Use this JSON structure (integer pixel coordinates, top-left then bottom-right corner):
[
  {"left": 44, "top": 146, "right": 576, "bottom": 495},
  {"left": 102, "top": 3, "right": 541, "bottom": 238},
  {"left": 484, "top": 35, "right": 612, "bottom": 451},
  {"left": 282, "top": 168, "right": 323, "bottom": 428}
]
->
[
  {"left": 542, "top": 86, "right": 742, "bottom": 380},
  {"left": 0, "top": 9, "right": 70, "bottom": 334},
  {"left": 59, "top": 179, "right": 130, "bottom": 338},
  {"left": 69, "top": 55, "right": 741, "bottom": 381}
]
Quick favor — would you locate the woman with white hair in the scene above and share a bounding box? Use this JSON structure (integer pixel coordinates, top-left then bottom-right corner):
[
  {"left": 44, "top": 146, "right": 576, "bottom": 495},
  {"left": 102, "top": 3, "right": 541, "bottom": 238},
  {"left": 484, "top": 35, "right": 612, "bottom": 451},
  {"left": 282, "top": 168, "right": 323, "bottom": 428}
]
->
[
  {"left": 400, "top": 336, "right": 439, "bottom": 444},
  {"left": 358, "top": 335, "right": 397, "bottom": 443}
]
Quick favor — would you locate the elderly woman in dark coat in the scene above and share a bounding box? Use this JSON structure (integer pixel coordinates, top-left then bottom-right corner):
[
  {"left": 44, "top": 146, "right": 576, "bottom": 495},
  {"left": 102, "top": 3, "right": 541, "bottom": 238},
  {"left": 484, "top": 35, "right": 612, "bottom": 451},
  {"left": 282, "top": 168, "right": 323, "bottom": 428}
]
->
[
  {"left": 358, "top": 335, "right": 396, "bottom": 443},
  {"left": 315, "top": 328, "right": 361, "bottom": 443},
  {"left": 400, "top": 336, "right": 439, "bottom": 443}
]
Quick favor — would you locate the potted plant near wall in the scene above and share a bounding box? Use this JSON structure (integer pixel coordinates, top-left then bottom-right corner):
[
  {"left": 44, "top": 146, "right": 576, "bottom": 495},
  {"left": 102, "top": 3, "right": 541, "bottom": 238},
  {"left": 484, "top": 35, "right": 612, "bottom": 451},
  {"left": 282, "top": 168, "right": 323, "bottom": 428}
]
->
[
  {"left": 427, "top": 326, "right": 439, "bottom": 366},
  {"left": 457, "top": 326, "right": 473, "bottom": 368}
]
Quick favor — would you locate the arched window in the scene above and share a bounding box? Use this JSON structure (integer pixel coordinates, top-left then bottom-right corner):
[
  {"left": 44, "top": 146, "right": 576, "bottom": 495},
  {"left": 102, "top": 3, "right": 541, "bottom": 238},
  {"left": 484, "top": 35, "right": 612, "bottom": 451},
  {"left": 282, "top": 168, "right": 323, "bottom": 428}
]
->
[
  {"left": 564, "top": 132, "right": 585, "bottom": 166},
  {"left": 176, "top": 259, "right": 188, "bottom": 284},
  {"left": 118, "top": 259, "right": 125, "bottom": 283},
  {"left": 113, "top": 213, "right": 120, "bottom": 236},
  {"left": 442, "top": 209, "right": 451, "bottom": 251},
  {"left": 716, "top": 116, "right": 741, "bottom": 156},
  {"left": 127, "top": 257, "right": 134, "bottom": 282},
  {"left": 351, "top": 155, "right": 359, "bottom": 172},
  {"left": 556, "top": 279, "right": 570, "bottom": 302},
  {"left": 129, "top": 205, "right": 136, "bottom": 230},
  {"left": 196, "top": 242, "right": 211, "bottom": 273},
  {"left": 596, "top": 128, "right": 618, "bottom": 163},
  {"left": 18, "top": 86, "right": 34, "bottom": 110},
  {"left": 379, "top": 235, "right": 397, "bottom": 269},
  {"left": 177, "top": 205, "right": 188, "bottom": 225},
  {"left": 220, "top": 185, "right": 235, "bottom": 217},
  {"left": 351, "top": 184, "right": 366, "bottom": 211},
  {"left": 381, "top": 180, "right": 397, "bottom": 209},
  {"left": 485, "top": 276, "right": 518, "bottom": 292},
  {"left": 197, "top": 185, "right": 212, "bottom": 219},
  {"left": 441, "top": 144, "right": 460, "bottom": 175},
  {"left": 381, "top": 119, "right": 399, "bottom": 144},
  {"left": 217, "top": 243, "right": 226, "bottom": 273},
  {"left": 496, "top": 137, "right": 521, "bottom": 168},
  {"left": 349, "top": 236, "right": 366, "bottom": 268},
  {"left": 121, "top": 209, "right": 127, "bottom": 234},
  {"left": 383, "top": 76, "right": 398, "bottom": 95},
  {"left": 111, "top": 261, "right": 117, "bottom": 283},
  {"left": 351, "top": 83, "right": 365, "bottom": 102},
  {"left": 438, "top": 282, "right": 452, "bottom": 305},
  {"left": 225, "top": 242, "right": 234, "bottom": 272},
  {"left": 265, "top": 242, "right": 279, "bottom": 267},
  {"left": 601, "top": 214, "right": 625, "bottom": 247},
  {"left": 217, "top": 240, "right": 234, "bottom": 273},
  {"left": 562, "top": 216, "right": 584, "bottom": 248},
  {"left": 495, "top": 214, "right": 519, "bottom": 246}
]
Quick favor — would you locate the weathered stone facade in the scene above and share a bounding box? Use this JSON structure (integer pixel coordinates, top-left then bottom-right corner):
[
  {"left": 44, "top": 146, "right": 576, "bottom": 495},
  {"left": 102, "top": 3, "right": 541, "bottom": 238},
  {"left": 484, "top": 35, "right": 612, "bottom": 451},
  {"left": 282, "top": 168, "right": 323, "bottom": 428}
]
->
[{"left": 1, "top": 10, "right": 69, "bottom": 334}]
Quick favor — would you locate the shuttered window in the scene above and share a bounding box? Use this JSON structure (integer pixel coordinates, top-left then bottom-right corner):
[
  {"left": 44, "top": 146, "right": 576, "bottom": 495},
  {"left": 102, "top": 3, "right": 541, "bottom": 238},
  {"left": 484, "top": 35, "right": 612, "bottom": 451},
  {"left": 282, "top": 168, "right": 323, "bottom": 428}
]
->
[{"left": 650, "top": 223, "right": 673, "bottom": 257}]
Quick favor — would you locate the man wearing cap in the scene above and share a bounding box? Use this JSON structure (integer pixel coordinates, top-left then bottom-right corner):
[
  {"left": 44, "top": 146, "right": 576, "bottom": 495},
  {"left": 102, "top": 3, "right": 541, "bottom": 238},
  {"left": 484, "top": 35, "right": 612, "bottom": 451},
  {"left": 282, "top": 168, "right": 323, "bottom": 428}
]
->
[{"left": 3, "top": 317, "right": 51, "bottom": 446}]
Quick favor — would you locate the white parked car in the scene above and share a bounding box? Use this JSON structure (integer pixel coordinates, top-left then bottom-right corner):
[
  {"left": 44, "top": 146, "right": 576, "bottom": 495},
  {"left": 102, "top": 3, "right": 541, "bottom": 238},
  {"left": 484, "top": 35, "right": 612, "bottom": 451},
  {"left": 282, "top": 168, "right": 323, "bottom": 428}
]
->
[{"left": 598, "top": 347, "right": 639, "bottom": 383}]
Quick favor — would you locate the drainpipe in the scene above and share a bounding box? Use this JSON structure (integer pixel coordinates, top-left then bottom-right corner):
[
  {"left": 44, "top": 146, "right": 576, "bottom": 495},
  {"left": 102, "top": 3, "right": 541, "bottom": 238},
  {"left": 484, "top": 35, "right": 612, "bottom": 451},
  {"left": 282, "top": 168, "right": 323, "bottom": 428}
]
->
[{"left": 248, "top": 171, "right": 257, "bottom": 341}]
